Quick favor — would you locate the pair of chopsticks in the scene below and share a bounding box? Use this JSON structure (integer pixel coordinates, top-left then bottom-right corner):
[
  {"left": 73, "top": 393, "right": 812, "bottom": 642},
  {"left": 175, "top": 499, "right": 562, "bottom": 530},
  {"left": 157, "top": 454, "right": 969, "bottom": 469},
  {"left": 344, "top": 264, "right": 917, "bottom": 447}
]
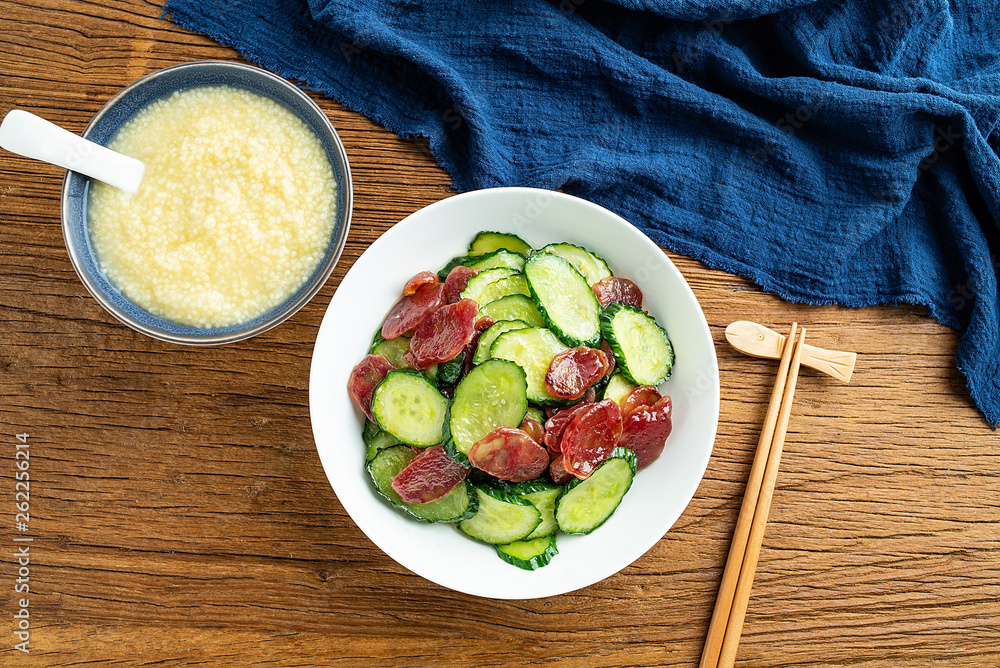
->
[{"left": 699, "top": 323, "right": 808, "bottom": 668}]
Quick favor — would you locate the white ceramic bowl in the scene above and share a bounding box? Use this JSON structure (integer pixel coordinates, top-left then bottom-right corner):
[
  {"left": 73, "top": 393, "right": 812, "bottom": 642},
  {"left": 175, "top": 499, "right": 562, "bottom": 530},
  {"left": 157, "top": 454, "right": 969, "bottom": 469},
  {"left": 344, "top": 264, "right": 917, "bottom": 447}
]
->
[{"left": 309, "top": 188, "right": 719, "bottom": 599}]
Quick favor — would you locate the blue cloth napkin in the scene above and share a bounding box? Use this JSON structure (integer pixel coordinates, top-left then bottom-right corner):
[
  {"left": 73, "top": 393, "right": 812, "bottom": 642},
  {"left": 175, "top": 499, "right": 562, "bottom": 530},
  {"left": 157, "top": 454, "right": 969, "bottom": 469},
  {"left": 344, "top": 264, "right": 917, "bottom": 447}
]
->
[{"left": 165, "top": 0, "right": 1000, "bottom": 425}]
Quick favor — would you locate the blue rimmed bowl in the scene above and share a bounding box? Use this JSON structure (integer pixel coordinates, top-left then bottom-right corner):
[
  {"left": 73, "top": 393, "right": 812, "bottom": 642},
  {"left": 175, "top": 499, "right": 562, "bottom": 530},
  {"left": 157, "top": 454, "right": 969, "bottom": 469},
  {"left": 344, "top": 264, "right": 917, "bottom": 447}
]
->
[{"left": 61, "top": 60, "right": 352, "bottom": 345}]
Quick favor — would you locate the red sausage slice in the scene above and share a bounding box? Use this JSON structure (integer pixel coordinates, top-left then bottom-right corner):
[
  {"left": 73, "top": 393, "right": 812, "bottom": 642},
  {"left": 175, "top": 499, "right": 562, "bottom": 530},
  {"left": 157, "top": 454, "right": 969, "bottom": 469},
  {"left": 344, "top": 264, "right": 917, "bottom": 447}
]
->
[
  {"left": 549, "top": 455, "right": 573, "bottom": 485},
  {"left": 347, "top": 354, "right": 395, "bottom": 421},
  {"left": 519, "top": 416, "right": 545, "bottom": 444},
  {"left": 598, "top": 340, "right": 617, "bottom": 376},
  {"left": 467, "top": 427, "right": 549, "bottom": 482},
  {"left": 403, "top": 298, "right": 478, "bottom": 370},
  {"left": 592, "top": 276, "right": 643, "bottom": 308},
  {"left": 561, "top": 399, "right": 624, "bottom": 479},
  {"left": 461, "top": 316, "right": 496, "bottom": 378},
  {"left": 404, "top": 271, "right": 439, "bottom": 296},
  {"left": 545, "top": 346, "right": 609, "bottom": 400},
  {"left": 391, "top": 445, "right": 469, "bottom": 504},
  {"left": 444, "top": 265, "right": 480, "bottom": 303},
  {"left": 600, "top": 339, "right": 617, "bottom": 376},
  {"left": 618, "top": 395, "right": 673, "bottom": 469},
  {"left": 542, "top": 399, "right": 594, "bottom": 455},
  {"left": 381, "top": 282, "right": 447, "bottom": 340},
  {"left": 622, "top": 385, "right": 662, "bottom": 418}
]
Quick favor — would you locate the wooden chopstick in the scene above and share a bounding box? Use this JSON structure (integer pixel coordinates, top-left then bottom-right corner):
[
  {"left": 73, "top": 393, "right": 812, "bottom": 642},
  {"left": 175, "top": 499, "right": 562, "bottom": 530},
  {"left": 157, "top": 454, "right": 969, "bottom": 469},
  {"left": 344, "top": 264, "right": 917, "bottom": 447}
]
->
[{"left": 700, "top": 324, "right": 808, "bottom": 668}]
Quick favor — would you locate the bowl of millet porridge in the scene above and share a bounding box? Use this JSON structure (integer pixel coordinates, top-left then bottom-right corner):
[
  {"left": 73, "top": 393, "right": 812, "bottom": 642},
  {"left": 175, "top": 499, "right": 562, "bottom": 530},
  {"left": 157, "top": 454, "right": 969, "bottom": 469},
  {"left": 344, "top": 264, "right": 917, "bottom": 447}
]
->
[{"left": 61, "top": 61, "right": 352, "bottom": 344}]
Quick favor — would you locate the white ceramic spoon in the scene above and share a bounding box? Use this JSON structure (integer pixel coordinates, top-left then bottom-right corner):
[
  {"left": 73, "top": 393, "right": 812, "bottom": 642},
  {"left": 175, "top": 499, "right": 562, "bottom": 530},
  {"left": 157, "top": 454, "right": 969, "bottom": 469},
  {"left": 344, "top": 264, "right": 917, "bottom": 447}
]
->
[{"left": 0, "top": 109, "right": 144, "bottom": 193}]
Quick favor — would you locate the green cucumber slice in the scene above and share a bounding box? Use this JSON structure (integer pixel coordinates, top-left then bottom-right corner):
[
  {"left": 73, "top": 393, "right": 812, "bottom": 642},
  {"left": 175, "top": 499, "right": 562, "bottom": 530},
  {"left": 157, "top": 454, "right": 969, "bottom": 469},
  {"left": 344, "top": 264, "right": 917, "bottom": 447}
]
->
[
  {"left": 521, "top": 484, "right": 563, "bottom": 539},
  {"left": 436, "top": 351, "right": 465, "bottom": 387},
  {"left": 445, "top": 359, "right": 528, "bottom": 465},
  {"left": 468, "top": 249, "right": 526, "bottom": 272},
  {"left": 371, "top": 371, "right": 448, "bottom": 447},
  {"left": 365, "top": 429, "right": 400, "bottom": 463},
  {"left": 485, "top": 478, "right": 561, "bottom": 539},
  {"left": 362, "top": 418, "right": 380, "bottom": 445},
  {"left": 371, "top": 336, "right": 411, "bottom": 369},
  {"left": 487, "top": 478, "right": 563, "bottom": 540},
  {"left": 524, "top": 252, "right": 601, "bottom": 347},
  {"left": 469, "top": 231, "right": 532, "bottom": 257},
  {"left": 601, "top": 303, "right": 674, "bottom": 386},
  {"left": 473, "top": 319, "right": 529, "bottom": 365},
  {"left": 495, "top": 534, "right": 558, "bottom": 570},
  {"left": 474, "top": 274, "right": 529, "bottom": 306},
  {"left": 538, "top": 243, "right": 612, "bottom": 286},
  {"left": 479, "top": 294, "right": 546, "bottom": 327},
  {"left": 523, "top": 406, "right": 545, "bottom": 425},
  {"left": 367, "top": 445, "right": 477, "bottom": 522},
  {"left": 460, "top": 267, "right": 519, "bottom": 304},
  {"left": 437, "top": 254, "right": 474, "bottom": 279},
  {"left": 601, "top": 372, "right": 638, "bottom": 407},
  {"left": 490, "top": 477, "right": 560, "bottom": 495},
  {"left": 555, "top": 448, "right": 638, "bottom": 534},
  {"left": 489, "top": 327, "right": 569, "bottom": 405},
  {"left": 458, "top": 484, "right": 542, "bottom": 544}
]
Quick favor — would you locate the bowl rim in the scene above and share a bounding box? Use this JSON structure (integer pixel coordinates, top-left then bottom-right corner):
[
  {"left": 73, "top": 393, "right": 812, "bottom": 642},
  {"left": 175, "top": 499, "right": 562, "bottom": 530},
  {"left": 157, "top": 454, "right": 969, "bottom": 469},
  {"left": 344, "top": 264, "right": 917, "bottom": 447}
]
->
[
  {"left": 309, "top": 186, "right": 720, "bottom": 598},
  {"left": 60, "top": 60, "right": 353, "bottom": 345}
]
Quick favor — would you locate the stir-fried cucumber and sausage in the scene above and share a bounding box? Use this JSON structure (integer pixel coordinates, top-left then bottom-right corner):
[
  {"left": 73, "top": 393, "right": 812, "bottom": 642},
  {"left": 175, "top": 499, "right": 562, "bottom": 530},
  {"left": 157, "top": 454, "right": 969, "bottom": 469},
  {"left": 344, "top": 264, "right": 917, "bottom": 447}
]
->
[{"left": 348, "top": 231, "right": 675, "bottom": 569}]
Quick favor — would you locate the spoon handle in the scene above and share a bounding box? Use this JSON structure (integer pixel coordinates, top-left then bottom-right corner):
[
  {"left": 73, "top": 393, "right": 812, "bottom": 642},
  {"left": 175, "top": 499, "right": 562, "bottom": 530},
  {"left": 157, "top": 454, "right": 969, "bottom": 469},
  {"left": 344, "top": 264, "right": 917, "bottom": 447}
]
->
[
  {"left": 725, "top": 320, "right": 856, "bottom": 382},
  {"left": 0, "top": 109, "right": 144, "bottom": 193}
]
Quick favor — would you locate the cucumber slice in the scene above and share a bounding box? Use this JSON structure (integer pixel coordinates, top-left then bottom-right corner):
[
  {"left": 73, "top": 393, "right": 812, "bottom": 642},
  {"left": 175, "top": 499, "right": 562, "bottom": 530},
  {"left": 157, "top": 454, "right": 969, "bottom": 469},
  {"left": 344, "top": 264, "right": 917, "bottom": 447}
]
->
[
  {"left": 489, "top": 327, "right": 569, "bottom": 405},
  {"left": 445, "top": 359, "right": 528, "bottom": 465},
  {"left": 486, "top": 476, "right": 563, "bottom": 540},
  {"left": 490, "top": 477, "right": 560, "bottom": 495},
  {"left": 521, "top": 484, "right": 563, "bottom": 539},
  {"left": 523, "top": 406, "right": 545, "bottom": 424},
  {"left": 437, "top": 254, "right": 474, "bottom": 279},
  {"left": 479, "top": 294, "right": 546, "bottom": 327},
  {"left": 367, "top": 445, "right": 477, "bottom": 522},
  {"left": 538, "top": 243, "right": 612, "bottom": 287},
  {"left": 436, "top": 351, "right": 465, "bottom": 387},
  {"left": 524, "top": 252, "right": 601, "bottom": 347},
  {"left": 468, "top": 249, "right": 526, "bottom": 272},
  {"left": 555, "top": 448, "right": 638, "bottom": 534},
  {"left": 601, "top": 303, "right": 674, "bottom": 386},
  {"left": 362, "top": 418, "right": 380, "bottom": 445},
  {"left": 488, "top": 478, "right": 561, "bottom": 539},
  {"left": 602, "top": 372, "right": 638, "bottom": 408},
  {"left": 460, "top": 267, "right": 518, "bottom": 304},
  {"left": 371, "top": 371, "right": 449, "bottom": 447},
  {"left": 473, "top": 319, "right": 529, "bottom": 365},
  {"left": 495, "top": 534, "right": 558, "bottom": 570},
  {"left": 365, "top": 429, "right": 400, "bottom": 463},
  {"left": 469, "top": 231, "right": 532, "bottom": 257},
  {"left": 458, "top": 484, "right": 542, "bottom": 544},
  {"left": 476, "top": 274, "right": 530, "bottom": 305},
  {"left": 371, "top": 336, "right": 411, "bottom": 369},
  {"left": 423, "top": 363, "right": 439, "bottom": 384}
]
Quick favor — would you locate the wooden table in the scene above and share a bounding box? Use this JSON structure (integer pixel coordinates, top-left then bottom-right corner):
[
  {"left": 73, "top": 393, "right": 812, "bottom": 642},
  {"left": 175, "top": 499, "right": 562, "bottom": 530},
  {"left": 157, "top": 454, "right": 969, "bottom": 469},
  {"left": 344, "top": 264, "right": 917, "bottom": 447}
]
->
[{"left": 2, "top": 2, "right": 998, "bottom": 665}]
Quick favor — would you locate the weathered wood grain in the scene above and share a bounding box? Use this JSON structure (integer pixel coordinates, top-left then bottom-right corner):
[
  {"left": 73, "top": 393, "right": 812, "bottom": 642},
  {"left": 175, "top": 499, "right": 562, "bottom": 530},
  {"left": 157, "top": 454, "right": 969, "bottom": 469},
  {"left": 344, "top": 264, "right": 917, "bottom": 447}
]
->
[{"left": 1, "top": 0, "right": 999, "bottom": 666}]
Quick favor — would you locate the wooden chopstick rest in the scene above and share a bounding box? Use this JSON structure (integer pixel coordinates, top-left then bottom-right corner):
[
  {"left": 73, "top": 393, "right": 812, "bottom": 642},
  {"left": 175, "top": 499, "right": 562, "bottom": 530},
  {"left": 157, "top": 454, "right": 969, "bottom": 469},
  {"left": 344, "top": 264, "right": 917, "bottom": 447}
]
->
[{"left": 725, "top": 320, "right": 856, "bottom": 382}]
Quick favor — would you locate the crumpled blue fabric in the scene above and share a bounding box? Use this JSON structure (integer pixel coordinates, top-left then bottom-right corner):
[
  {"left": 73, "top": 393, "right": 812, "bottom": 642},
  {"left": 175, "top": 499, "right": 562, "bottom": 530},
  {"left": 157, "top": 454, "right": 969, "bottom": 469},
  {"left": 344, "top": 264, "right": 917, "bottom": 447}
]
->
[{"left": 164, "top": 0, "right": 1000, "bottom": 426}]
